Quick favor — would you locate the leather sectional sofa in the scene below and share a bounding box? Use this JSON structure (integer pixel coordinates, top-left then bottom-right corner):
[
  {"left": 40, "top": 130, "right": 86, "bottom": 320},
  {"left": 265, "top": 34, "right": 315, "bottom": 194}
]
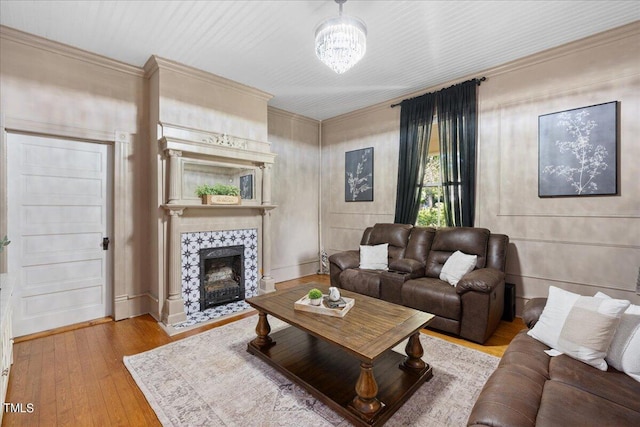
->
[
  {"left": 468, "top": 298, "right": 640, "bottom": 426},
  {"left": 329, "top": 223, "right": 509, "bottom": 344}
]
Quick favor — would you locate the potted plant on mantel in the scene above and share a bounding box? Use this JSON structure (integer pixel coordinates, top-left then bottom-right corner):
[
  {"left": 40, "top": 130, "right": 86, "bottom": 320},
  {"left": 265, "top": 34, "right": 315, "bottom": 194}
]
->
[{"left": 195, "top": 184, "right": 241, "bottom": 205}]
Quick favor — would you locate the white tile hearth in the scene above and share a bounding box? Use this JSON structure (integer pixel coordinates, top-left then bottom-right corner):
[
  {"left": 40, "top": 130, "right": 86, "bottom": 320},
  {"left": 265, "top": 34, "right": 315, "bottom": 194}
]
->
[{"left": 174, "top": 228, "right": 258, "bottom": 329}]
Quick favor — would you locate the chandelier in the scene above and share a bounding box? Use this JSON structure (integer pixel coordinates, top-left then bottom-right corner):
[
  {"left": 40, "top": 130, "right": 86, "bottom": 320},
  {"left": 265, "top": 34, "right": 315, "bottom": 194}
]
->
[{"left": 314, "top": 0, "right": 367, "bottom": 74}]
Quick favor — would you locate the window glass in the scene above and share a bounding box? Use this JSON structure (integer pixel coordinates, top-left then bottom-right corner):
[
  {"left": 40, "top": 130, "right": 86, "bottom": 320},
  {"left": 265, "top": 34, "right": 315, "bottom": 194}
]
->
[{"left": 416, "top": 123, "right": 445, "bottom": 227}]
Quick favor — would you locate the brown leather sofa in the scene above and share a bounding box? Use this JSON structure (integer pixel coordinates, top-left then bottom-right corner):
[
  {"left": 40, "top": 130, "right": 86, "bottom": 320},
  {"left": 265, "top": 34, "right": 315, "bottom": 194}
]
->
[
  {"left": 329, "top": 223, "right": 509, "bottom": 344},
  {"left": 468, "top": 298, "right": 640, "bottom": 426}
]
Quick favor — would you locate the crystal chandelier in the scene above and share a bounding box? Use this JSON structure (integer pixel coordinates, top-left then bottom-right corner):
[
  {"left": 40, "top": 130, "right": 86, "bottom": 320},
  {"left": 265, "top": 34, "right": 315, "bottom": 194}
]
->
[{"left": 314, "top": 0, "right": 367, "bottom": 74}]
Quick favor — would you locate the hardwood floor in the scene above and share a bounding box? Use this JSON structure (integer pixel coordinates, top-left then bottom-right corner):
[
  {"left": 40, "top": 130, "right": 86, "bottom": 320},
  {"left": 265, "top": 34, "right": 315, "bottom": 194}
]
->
[{"left": 3, "top": 275, "right": 525, "bottom": 426}]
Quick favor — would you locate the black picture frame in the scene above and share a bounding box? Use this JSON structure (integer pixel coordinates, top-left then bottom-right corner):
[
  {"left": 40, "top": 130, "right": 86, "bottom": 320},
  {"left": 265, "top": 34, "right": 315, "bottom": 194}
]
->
[
  {"left": 538, "top": 101, "right": 618, "bottom": 197},
  {"left": 345, "top": 147, "right": 374, "bottom": 202},
  {"left": 240, "top": 174, "right": 253, "bottom": 199}
]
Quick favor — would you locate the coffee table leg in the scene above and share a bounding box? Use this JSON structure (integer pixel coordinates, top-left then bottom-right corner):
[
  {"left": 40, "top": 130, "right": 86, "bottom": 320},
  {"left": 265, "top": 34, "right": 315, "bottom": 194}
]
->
[
  {"left": 350, "top": 362, "right": 382, "bottom": 419},
  {"left": 403, "top": 332, "right": 427, "bottom": 372},
  {"left": 250, "top": 311, "right": 274, "bottom": 349}
]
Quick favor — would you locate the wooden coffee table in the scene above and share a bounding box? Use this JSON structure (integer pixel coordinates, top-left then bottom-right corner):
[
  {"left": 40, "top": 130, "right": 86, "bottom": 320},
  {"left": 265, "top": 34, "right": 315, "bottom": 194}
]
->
[{"left": 246, "top": 283, "right": 434, "bottom": 426}]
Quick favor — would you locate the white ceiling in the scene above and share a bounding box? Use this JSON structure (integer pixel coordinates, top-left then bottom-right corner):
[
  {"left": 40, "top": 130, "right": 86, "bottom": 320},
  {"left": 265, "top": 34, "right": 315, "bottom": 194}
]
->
[{"left": 1, "top": 1, "right": 638, "bottom": 120}]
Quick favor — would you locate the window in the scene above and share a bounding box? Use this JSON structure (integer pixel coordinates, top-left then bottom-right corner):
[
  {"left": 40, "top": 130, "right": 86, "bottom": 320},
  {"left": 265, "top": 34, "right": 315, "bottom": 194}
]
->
[{"left": 416, "top": 124, "right": 445, "bottom": 227}]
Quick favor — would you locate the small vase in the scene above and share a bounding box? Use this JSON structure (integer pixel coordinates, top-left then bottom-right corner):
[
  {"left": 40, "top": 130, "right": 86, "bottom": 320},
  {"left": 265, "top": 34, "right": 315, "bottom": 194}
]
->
[
  {"left": 309, "top": 297, "right": 322, "bottom": 306},
  {"left": 328, "top": 287, "right": 341, "bottom": 302}
]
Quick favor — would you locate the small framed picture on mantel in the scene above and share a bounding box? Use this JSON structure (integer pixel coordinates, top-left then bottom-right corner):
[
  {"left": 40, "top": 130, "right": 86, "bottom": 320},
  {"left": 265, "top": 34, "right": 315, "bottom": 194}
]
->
[
  {"left": 345, "top": 147, "right": 374, "bottom": 202},
  {"left": 538, "top": 101, "right": 618, "bottom": 197}
]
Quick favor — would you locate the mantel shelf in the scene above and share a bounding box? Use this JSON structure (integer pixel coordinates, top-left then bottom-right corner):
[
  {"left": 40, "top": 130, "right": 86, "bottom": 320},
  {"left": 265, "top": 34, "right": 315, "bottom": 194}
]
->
[{"left": 162, "top": 203, "right": 277, "bottom": 211}]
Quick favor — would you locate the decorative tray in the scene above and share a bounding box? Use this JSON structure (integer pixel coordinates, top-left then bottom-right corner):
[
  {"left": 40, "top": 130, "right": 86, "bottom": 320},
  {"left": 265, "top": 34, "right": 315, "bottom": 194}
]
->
[{"left": 293, "top": 295, "right": 355, "bottom": 318}]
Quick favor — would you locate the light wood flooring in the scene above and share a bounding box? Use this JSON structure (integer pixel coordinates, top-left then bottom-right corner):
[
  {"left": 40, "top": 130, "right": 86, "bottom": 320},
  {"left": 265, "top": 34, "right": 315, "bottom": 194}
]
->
[{"left": 3, "top": 275, "right": 525, "bottom": 426}]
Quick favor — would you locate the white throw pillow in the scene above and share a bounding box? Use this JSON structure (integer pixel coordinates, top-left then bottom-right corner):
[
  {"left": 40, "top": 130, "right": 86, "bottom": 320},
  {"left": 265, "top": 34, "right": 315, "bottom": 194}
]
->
[
  {"left": 527, "top": 286, "right": 630, "bottom": 370},
  {"left": 359, "top": 243, "right": 389, "bottom": 270},
  {"left": 439, "top": 250, "right": 477, "bottom": 286},
  {"left": 594, "top": 291, "right": 640, "bottom": 382}
]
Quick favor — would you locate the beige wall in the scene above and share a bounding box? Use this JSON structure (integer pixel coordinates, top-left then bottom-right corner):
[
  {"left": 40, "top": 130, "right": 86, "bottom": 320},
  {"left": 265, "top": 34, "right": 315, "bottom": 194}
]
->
[
  {"left": 268, "top": 107, "right": 320, "bottom": 281},
  {"left": 0, "top": 26, "right": 151, "bottom": 319},
  {"left": 321, "top": 106, "right": 400, "bottom": 254},
  {"left": 477, "top": 23, "right": 640, "bottom": 310},
  {"left": 151, "top": 56, "right": 271, "bottom": 142},
  {"left": 321, "top": 22, "right": 640, "bottom": 311}
]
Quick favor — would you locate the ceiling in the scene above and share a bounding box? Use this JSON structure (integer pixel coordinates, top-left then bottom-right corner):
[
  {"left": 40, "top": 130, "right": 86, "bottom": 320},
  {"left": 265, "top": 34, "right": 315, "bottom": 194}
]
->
[{"left": 1, "top": 1, "right": 638, "bottom": 121}]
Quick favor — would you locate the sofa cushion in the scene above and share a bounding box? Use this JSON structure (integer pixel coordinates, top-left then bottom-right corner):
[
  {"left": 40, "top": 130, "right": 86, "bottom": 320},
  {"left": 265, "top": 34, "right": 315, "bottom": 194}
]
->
[
  {"left": 469, "top": 329, "right": 640, "bottom": 427},
  {"left": 498, "top": 331, "right": 551, "bottom": 378},
  {"left": 368, "top": 223, "right": 411, "bottom": 247},
  {"left": 527, "top": 286, "right": 630, "bottom": 370},
  {"left": 365, "top": 223, "right": 412, "bottom": 261},
  {"left": 425, "top": 227, "right": 489, "bottom": 277},
  {"left": 439, "top": 250, "right": 477, "bottom": 286},
  {"left": 359, "top": 243, "right": 388, "bottom": 270},
  {"left": 536, "top": 381, "right": 640, "bottom": 426},
  {"left": 468, "top": 363, "right": 545, "bottom": 427},
  {"left": 401, "top": 277, "right": 461, "bottom": 320},
  {"left": 339, "top": 269, "right": 381, "bottom": 298},
  {"left": 549, "top": 355, "right": 640, "bottom": 413},
  {"left": 403, "top": 226, "right": 435, "bottom": 264}
]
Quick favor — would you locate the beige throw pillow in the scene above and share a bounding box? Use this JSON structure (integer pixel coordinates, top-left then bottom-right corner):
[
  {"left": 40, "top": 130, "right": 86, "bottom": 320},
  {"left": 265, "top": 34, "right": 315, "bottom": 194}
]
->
[
  {"left": 439, "top": 250, "right": 477, "bottom": 286},
  {"left": 528, "top": 286, "right": 630, "bottom": 370},
  {"left": 359, "top": 243, "right": 389, "bottom": 270}
]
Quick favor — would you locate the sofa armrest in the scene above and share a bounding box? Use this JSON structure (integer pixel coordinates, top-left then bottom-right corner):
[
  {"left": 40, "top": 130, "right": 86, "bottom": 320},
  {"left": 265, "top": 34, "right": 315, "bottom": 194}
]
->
[
  {"left": 456, "top": 268, "right": 504, "bottom": 295},
  {"left": 329, "top": 250, "right": 360, "bottom": 271},
  {"left": 389, "top": 258, "right": 425, "bottom": 278},
  {"left": 522, "top": 298, "right": 547, "bottom": 329}
]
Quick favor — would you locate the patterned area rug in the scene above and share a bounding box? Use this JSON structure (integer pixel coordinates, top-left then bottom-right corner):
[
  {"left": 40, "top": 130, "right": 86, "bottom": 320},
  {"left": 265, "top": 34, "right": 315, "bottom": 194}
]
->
[{"left": 124, "top": 316, "right": 499, "bottom": 426}]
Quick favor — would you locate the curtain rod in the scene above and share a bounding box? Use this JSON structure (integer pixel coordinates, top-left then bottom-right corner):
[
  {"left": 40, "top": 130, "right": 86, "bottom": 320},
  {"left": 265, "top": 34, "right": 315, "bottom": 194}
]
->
[{"left": 390, "top": 76, "right": 486, "bottom": 108}]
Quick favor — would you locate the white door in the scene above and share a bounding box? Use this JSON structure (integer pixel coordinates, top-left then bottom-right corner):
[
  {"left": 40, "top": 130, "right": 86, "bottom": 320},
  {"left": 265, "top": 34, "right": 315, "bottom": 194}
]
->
[{"left": 7, "top": 133, "right": 112, "bottom": 337}]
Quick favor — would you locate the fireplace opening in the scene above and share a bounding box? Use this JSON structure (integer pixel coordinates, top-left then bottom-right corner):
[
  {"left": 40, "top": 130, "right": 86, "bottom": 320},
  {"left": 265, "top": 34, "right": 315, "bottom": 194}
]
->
[{"left": 199, "top": 245, "right": 245, "bottom": 311}]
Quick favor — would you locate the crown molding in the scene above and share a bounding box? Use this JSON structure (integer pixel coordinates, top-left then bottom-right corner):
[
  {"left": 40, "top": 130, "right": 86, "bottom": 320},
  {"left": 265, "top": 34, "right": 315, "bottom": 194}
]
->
[
  {"left": 144, "top": 55, "right": 273, "bottom": 102},
  {"left": 267, "top": 106, "right": 320, "bottom": 126},
  {"left": 484, "top": 20, "right": 640, "bottom": 80},
  {"left": 0, "top": 25, "right": 144, "bottom": 77}
]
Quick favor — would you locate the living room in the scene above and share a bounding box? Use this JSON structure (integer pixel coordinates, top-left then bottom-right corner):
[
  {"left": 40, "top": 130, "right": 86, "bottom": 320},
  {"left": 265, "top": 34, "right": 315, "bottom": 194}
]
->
[{"left": 0, "top": 1, "right": 639, "bottom": 426}]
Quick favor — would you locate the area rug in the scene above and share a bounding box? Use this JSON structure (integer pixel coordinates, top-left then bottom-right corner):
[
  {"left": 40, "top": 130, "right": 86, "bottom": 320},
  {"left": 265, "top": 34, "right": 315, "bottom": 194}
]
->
[{"left": 124, "top": 316, "right": 499, "bottom": 426}]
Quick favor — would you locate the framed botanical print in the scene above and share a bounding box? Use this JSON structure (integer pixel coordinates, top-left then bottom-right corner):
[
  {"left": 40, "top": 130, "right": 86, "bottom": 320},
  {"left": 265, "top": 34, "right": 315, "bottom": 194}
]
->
[
  {"left": 240, "top": 174, "right": 253, "bottom": 199},
  {"left": 345, "top": 147, "right": 373, "bottom": 202},
  {"left": 539, "top": 101, "right": 618, "bottom": 197}
]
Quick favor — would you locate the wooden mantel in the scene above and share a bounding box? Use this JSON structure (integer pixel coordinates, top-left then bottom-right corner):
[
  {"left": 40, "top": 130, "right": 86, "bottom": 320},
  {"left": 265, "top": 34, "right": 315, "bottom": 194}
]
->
[{"left": 158, "top": 122, "right": 277, "bottom": 326}]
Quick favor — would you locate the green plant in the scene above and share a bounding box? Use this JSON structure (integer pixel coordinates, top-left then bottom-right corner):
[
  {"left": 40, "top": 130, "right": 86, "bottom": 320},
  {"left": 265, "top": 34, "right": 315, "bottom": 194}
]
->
[
  {"left": 308, "top": 288, "right": 323, "bottom": 300},
  {"left": 195, "top": 184, "right": 240, "bottom": 197},
  {"left": 416, "top": 203, "right": 444, "bottom": 227},
  {"left": 0, "top": 235, "right": 10, "bottom": 253}
]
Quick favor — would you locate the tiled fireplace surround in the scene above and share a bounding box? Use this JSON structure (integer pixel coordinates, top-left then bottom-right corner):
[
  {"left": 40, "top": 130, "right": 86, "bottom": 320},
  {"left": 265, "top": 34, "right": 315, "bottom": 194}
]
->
[
  {"left": 175, "top": 228, "right": 259, "bottom": 328},
  {"left": 159, "top": 124, "right": 277, "bottom": 326}
]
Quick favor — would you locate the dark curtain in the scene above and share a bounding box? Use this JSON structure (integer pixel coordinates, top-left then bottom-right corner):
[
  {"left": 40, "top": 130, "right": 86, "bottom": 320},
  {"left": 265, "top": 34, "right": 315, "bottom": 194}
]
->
[
  {"left": 393, "top": 92, "right": 436, "bottom": 224},
  {"left": 437, "top": 79, "right": 478, "bottom": 227}
]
